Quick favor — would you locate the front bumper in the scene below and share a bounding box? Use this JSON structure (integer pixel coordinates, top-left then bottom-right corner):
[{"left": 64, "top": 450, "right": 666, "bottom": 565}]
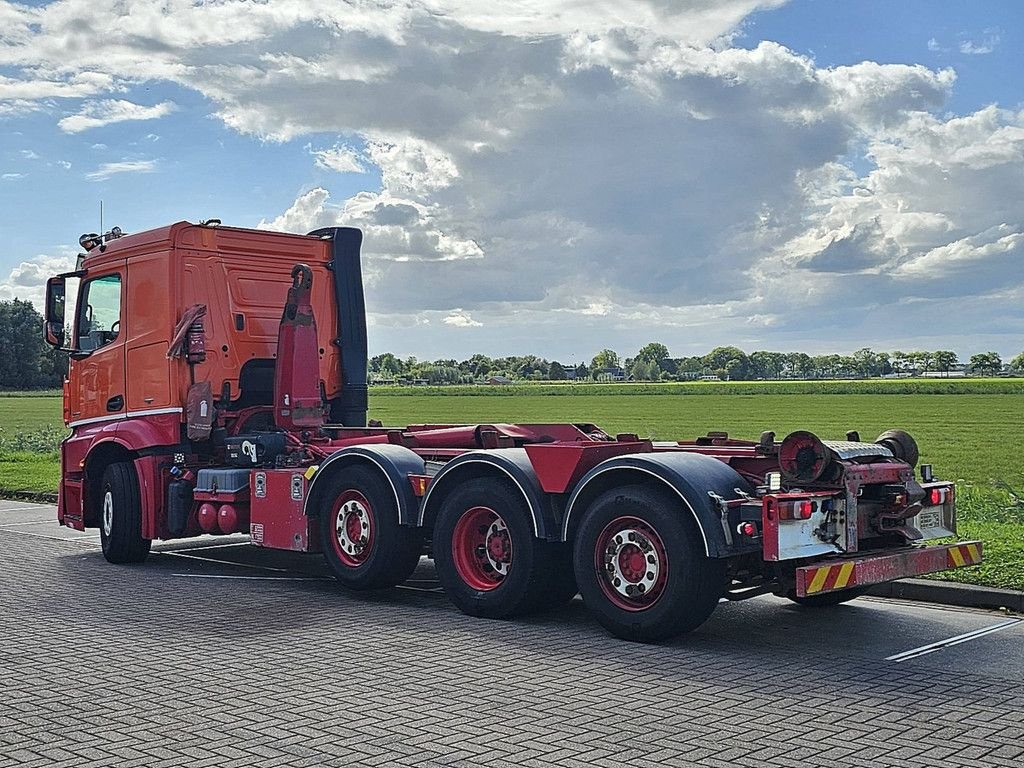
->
[{"left": 794, "top": 541, "right": 982, "bottom": 597}]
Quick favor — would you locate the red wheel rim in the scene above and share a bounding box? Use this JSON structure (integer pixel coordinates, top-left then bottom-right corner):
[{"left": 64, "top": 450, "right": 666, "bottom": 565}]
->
[
  {"left": 331, "top": 490, "right": 375, "bottom": 567},
  {"left": 594, "top": 515, "right": 669, "bottom": 611},
  {"left": 451, "top": 506, "right": 512, "bottom": 592}
]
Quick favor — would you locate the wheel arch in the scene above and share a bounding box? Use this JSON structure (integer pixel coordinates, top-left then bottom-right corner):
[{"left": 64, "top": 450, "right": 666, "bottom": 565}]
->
[
  {"left": 561, "top": 453, "right": 755, "bottom": 557},
  {"left": 304, "top": 444, "right": 425, "bottom": 526},
  {"left": 83, "top": 440, "right": 137, "bottom": 528},
  {"left": 419, "top": 449, "right": 555, "bottom": 539}
]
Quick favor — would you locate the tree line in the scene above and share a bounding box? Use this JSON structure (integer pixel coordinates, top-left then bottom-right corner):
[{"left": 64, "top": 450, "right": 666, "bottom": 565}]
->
[
  {"left": 373, "top": 344, "right": 1022, "bottom": 385},
  {"left": 0, "top": 298, "right": 1020, "bottom": 390},
  {"left": 0, "top": 300, "right": 67, "bottom": 389}
]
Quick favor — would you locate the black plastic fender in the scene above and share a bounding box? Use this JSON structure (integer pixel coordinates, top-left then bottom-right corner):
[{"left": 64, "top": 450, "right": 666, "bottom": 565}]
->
[
  {"left": 561, "top": 453, "right": 756, "bottom": 557},
  {"left": 418, "top": 449, "right": 557, "bottom": 540},
  {"left": 304, "top": 444, "right": 424, "bottom": 526}
]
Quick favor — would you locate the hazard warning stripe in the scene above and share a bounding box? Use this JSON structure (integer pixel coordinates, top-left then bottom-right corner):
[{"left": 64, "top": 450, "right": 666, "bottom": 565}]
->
[
  {"left": 796, "top": 540, "right": 983, "bottom": 597},
  {"left": 805, "top": 561, "right": 858, "bottom": 594},
  {"left": 947, "top": 542, "right": 982, "bottom": 568}
]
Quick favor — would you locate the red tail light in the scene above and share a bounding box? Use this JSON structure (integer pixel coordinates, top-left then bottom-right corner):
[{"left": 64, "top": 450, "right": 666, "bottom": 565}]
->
[
  {"left": 776, "top": 499, "right": 818, "bottom": 520},
  {"left": 929, "top": 487, "right": 951, "bottom": 506}
]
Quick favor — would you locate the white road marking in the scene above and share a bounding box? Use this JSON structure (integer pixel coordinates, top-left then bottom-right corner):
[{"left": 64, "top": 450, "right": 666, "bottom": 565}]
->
[
  {"left": 153, "top": 550, "right": 291, "bottom": 573},
  {"left": 172, "top": 573, "right": 329, "bottom": 581},
  {"left": 0, "top": 527, "right": 96, "bottom": 544},
  {"left": 886, "top": 618, "right": 1022, "bottom": 662},
  {"left": 0, "top": 519, "right": 64, "bottom": 527}
]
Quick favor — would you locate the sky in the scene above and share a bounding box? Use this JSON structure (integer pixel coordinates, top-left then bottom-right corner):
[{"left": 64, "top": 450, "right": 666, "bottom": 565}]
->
[{"left": 1, "top": 0, "right": 1022, "bottom": 365}]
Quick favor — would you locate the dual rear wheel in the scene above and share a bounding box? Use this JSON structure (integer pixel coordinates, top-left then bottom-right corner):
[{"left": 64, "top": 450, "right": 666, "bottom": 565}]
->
[
  {"left": 318, "top": 466, "right": 424, "bottom": 590},
  {"left": 319, "top": 472, "right": 723, "bottom": 642},
  {"left": 433, "top": 478, "right": 577, "bottom": 619},
  {"left": 573, "top": 485, "right": 724, "bottom": 642},
  {"left": 433, "top": 481, "right": 723, "bottom": 640}
]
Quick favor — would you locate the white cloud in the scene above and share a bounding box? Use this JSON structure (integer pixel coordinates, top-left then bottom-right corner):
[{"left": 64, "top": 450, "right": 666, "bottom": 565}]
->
[
  {"left": 311, "top": 144, "right": 366, "bottom": 174},
  {"left": 0, "top": 1, "right": 1022, "bottom": 357},
  {"left": 58, "top": 99, "right": 177, "bottom": 133},
  {"left": 85, "top": 159, "right": 158, "bottom": 181},
  {"left": 1, "top": 172, "right": 26, "bottom": 180},
  {"left": 443, "top": 310, "right": 483, "bottom": 327},
  {"left": 0, "top": 249, "right": 78, "bottom": 308},
  {"left": 959, "top": 30, "right": 1000, "bottom": 55}
]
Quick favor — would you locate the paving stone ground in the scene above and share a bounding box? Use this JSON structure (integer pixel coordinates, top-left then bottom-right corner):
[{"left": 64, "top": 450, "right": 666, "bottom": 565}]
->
[{"left": 2, "top": 501, "right": 1022, "bottom": 768}]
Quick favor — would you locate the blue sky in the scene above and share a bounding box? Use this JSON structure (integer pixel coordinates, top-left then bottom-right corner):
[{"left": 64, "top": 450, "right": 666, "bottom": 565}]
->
[{"left": 1, "top": 1, "right": 1022, "bottom": 362}]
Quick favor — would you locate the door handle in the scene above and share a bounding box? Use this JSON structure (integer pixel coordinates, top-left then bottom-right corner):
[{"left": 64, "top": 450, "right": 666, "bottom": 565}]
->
[{"left": 106, "top": 395, "right": 124, "bottom": 412}]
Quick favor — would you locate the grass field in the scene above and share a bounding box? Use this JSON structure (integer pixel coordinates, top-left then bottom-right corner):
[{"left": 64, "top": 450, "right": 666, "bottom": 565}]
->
[{"left": 2, "top": 388, "right": 1021, "bottom": 589}]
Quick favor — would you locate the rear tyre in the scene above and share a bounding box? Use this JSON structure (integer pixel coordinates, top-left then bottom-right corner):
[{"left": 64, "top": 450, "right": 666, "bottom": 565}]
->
[
  {"left": 786, "top": 586, "right": 871, "bottom": 607},
  {"left": 319, "top": 466, "right": 423, "bottom": 590},
  {"left": 99, "top": 461, "right": 151, "bottom": 564},
  {"left": 573, "top": 485, "right": 724, "bottom": 643},
  {"left": 434, "top": 478, "right": 559, "bottom": 619}
]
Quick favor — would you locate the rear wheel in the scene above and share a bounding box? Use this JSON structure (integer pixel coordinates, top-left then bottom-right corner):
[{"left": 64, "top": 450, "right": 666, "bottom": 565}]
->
[
  {"left": 573, "top": 485, "right": 724, "bottom": 642},
  {"left": 434, "top": 478, "right": 561, "bottom": 619},
  {"left": 787, "top": 586, "right": 871, "bottom": 607},
  {"left": 319, "top": 466, "right": 423, "bottom": 590},
  {"left": 99, "top": 461, "right": 150, "bottom": 564}
]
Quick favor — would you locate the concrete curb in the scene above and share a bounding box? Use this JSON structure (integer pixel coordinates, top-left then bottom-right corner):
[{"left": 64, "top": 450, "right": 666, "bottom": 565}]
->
[
  {"left": 868, "top": 578, "right": 1024, "bottom": 613},
  {"left": 0, "top": 490, "right": 57, "bottom": 504}
]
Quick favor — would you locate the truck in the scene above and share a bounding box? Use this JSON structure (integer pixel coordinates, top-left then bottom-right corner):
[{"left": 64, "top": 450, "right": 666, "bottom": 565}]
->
[{"left": 42, "top": 220, "right": 981, "bottom": 642}]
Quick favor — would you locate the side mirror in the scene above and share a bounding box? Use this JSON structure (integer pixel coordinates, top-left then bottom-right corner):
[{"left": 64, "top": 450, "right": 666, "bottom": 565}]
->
[{"left": 44, "top": 276, "right": 66, "bottom": 348}]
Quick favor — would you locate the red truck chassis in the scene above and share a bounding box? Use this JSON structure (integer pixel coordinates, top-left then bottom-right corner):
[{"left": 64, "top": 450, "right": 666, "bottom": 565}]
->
[{"left": 43, "top": 221, "right": 980, "bottom": 642}]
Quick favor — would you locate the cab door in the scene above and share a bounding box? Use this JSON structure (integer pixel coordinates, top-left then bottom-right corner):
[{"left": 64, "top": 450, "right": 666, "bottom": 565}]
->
[{"left": 67, "top": 268, "right": 127, "bottom": 426}]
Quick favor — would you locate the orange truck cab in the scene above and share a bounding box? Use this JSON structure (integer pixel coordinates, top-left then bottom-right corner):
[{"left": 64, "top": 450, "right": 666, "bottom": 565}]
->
[{"left": 44, "top": 222, "right": 363, "bottom": 536}]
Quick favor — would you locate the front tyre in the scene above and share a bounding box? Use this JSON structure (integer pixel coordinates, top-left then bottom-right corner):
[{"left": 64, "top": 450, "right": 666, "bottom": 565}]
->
[
  {"left": 99, "top": 461, "right": 151, "bottom": 564},
  {"left": 573, "top": 485, "right": 724, "bottom": 642},
  {"left": 319, "top": 466, "right": 423, "bottom": 590}
]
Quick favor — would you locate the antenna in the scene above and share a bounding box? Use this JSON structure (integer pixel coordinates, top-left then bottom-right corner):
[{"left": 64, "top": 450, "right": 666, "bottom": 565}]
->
[{"left": 100, "top": 200, "right": 103, "bottom": 235}]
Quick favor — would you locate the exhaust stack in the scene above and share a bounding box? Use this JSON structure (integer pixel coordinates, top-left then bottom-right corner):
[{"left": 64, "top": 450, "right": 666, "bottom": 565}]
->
[{"left": 309, "top": 227, "right": 368, "bottom": 427}]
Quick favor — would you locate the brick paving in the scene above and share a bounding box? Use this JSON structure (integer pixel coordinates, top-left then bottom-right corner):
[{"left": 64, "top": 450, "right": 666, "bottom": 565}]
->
[{"left": 1, "top": 505, "right": 1022, "bottom": 767}]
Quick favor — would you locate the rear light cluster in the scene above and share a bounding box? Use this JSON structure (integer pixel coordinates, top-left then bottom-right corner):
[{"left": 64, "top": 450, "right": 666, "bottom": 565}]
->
[
  {"left": 928, "top": 486, "right": 953, "bottom": 506},
  {"left": 764, "top": 496, "right": 835, "bottom": 521},
  {"left": 779, "top": 499, "right": 817, "bottom": 520}
]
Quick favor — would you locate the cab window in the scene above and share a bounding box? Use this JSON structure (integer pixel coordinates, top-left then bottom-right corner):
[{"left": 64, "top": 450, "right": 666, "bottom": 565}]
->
[{"left": 76, "top": 274, "right": 122, "bottom": 352}]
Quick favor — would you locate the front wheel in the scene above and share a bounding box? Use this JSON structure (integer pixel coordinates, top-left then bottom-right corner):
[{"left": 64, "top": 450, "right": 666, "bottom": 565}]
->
[
  {"left": 99, "top": 461, "right": 151, "bottom": 564},
  {"left": 573, "top": 485, "right": 724, "bottom": 642}
]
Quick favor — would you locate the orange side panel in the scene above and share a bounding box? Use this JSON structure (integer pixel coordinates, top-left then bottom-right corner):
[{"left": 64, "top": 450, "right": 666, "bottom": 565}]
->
[
  {"left": 175, "top": 226, "right": 340, "bottom": 407},
  {"left": 124, "top": 250, "right": 173, "bottom": 411}
]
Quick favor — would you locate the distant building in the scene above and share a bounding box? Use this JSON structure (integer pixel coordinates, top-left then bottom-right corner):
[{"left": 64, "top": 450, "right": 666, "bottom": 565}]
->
[
  {"left": 487, "top": 375, "right": 514, "bottom": 385},
  {"left": 594, "top": 367, "right": 627, "bottom": 382}
]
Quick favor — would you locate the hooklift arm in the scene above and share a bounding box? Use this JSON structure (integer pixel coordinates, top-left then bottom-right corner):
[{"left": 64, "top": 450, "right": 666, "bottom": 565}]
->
[{"left": 273, "top": 263, "right": 325, "bottom": 432}]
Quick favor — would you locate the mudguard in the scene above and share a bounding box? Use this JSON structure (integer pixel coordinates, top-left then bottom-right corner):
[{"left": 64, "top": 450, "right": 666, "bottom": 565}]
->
[
  {"left": 561, "top": 452, "right": 756, "bottom": 557},
  {"left": 419, "top": 449, "right": 556, "bottom": 540},
  {"left": 303, "top": 444, "right": 425, "bottom": 525}
]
